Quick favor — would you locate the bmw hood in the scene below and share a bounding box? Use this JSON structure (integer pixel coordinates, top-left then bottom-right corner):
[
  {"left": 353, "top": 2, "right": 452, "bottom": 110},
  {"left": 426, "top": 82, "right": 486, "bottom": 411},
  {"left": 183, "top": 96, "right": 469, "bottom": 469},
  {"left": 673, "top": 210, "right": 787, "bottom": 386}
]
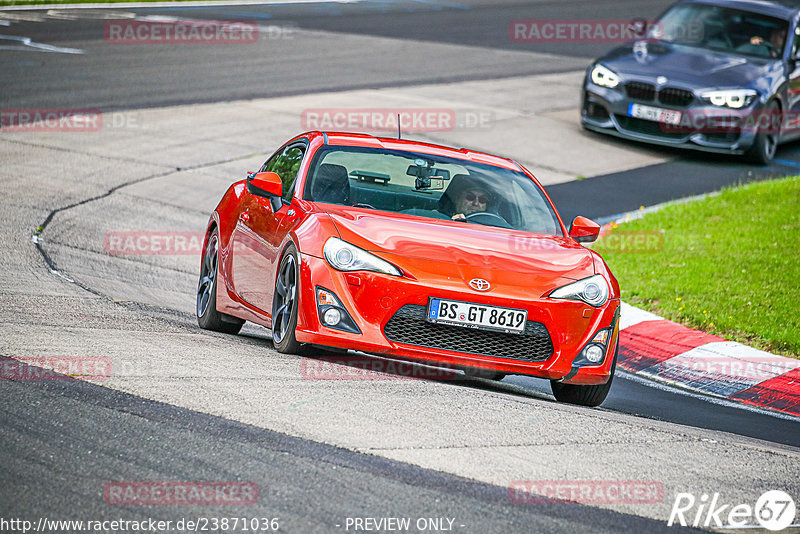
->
[
  {"left": 322, "top": 206, "right": 595, "bottom": 283},
  {"left": 598, "top": 41, "right": 778, "bottom": 90}
]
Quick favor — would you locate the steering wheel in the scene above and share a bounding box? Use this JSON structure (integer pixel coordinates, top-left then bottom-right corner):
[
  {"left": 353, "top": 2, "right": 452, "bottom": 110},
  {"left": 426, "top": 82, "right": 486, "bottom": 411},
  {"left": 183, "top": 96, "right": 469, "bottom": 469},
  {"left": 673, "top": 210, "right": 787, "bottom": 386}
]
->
[
  {"left": 465, "top": 211, "right": 512, "bottom": 229},
  {"left": 760, "top": 40, "right": 778, "bottom": 58}
]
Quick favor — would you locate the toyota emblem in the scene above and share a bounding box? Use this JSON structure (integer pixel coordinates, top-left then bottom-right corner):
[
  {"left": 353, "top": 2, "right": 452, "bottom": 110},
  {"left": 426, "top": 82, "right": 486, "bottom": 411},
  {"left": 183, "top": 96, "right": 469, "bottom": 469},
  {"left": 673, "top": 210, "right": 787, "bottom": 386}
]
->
[{"left": 469, "top": 279, "right": 491, "bottom": 291}]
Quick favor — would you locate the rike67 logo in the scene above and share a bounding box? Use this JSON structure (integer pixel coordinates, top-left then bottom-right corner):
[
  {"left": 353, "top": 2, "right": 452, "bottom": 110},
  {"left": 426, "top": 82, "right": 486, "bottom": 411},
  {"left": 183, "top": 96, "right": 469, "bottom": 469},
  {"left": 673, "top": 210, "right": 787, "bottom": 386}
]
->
[{"left": 668, "top": 490, "right": 796, "bottom": 531}]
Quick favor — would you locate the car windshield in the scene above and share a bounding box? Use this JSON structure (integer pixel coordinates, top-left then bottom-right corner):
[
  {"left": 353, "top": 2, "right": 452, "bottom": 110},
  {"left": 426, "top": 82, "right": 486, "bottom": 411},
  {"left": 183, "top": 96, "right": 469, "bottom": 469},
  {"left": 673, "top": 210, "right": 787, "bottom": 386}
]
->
[
  {"left": 650, "top": 3, "right": 789, "bottom": 59},
  {"left": 304, "top": 146, "right": 562, "bottom": 236}
]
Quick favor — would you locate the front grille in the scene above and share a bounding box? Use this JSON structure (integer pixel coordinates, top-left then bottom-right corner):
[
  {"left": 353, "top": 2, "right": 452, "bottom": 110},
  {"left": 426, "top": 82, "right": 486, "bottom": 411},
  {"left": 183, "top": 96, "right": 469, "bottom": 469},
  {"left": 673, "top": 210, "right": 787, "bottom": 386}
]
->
[
  {"left": 615, "top": 115, "right": 689, "bottom": 139},
  {"left": 383, "top": 304, "right": 553, "bottom": 362},
  {"left": 625, "top": 82, "right": 656, "bottom": 101},
  {"left": 658, "top": 87, "right": 694, "bottom": 107}
]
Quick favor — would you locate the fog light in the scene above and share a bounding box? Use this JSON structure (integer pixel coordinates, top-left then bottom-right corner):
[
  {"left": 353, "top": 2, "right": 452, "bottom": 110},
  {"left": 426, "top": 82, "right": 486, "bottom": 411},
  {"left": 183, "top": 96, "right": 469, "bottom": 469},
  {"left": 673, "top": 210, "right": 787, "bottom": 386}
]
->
[
  {"left": 585, "top": 345, "right": 604, "bottom": 363},
  {"left": 323, "top": 308, "right": 342, "bottom": 326}
]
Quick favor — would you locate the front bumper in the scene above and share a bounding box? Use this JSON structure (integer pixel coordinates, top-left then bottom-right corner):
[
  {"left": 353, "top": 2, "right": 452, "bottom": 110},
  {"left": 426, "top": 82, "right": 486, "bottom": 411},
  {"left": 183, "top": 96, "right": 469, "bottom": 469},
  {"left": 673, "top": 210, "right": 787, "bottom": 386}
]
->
[
  {"left": 294, "top": 254, "right": 619, "bottom": 385},
  {"left": 581, "top": 82, "right": 762, "bottom": 155}
]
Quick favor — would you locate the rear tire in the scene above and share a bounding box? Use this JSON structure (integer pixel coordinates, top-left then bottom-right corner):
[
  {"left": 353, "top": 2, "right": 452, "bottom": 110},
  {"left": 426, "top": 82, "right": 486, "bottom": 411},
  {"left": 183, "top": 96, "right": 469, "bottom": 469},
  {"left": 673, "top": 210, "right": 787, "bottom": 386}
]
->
[
  {"left": 197, "top": 229, "right": 245, "bottom": 335},
  {"left": 272, "top": 244, "right": 303, "bottom": 354},
  {"left": 550, "top": 340, "right": 617, "bottom": 407},
  {"left": 746, "top": 100, "right": 779, "bottom": 165}
]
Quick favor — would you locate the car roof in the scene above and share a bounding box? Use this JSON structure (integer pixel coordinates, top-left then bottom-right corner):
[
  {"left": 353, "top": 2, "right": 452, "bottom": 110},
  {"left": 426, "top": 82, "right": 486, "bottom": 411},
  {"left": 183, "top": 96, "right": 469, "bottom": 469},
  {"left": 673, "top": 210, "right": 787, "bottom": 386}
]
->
[
  {"left": 678, "top": 0, "right": 800, "bottom": 20},
  {"left": 305, "top": 131, "right": 524, "bottom": 172}
]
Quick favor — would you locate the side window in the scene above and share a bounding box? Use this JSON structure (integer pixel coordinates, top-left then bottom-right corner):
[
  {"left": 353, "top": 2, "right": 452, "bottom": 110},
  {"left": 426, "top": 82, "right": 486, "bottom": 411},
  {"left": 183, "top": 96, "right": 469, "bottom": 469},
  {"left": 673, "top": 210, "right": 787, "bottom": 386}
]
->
[
  {"left": 261, "top": 145, "right": 306, "bottom": 202},
  {"left": 793, "top": 24, "right": 800, "bottom": 57}
]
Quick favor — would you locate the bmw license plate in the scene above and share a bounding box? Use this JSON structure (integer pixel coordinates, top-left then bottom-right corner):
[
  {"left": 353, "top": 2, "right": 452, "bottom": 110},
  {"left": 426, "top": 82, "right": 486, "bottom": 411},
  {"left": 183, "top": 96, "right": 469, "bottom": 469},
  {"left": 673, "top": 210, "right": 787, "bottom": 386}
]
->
[
  {"left": 427, "top": 298, "right": 527, "bottom": 334},
  {"left": 628, "top": 103, "right": 682, "bottom": 125}
]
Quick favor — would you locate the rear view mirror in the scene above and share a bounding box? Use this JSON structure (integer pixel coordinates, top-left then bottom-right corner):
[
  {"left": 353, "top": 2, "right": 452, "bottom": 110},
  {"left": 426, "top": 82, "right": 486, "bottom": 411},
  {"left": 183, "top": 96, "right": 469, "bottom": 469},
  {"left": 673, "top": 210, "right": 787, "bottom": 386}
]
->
[
  {"left": 407, "top": 161, "right": 450, "bottom": 190},
  {"left": 569, "top": 216, "right": 601, "bottom": 243},
  {"left": 247, "top": 171, "right": 282, "bottom": 198}
]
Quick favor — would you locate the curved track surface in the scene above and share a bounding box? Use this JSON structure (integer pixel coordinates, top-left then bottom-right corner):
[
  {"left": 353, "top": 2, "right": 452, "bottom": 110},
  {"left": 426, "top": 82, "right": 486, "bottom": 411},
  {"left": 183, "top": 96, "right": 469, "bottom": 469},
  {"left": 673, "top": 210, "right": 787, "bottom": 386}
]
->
[{"left": 1, "top": 1, "right": 799, "bottom": 532}]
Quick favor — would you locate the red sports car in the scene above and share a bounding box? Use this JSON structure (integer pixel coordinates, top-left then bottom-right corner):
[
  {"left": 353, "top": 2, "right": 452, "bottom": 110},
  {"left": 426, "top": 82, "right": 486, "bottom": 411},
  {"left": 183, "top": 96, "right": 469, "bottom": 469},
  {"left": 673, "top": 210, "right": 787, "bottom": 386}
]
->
[{"left": 197, "top": 131, "right": 621, "bottom": 406}]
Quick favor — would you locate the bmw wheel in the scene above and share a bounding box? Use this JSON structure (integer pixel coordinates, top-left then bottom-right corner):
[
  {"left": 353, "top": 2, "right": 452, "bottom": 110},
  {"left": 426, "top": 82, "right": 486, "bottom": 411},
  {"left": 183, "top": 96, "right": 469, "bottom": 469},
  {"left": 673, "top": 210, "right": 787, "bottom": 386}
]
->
[{"left": 746, "top": 100, "right": 779, "bottom": 165}]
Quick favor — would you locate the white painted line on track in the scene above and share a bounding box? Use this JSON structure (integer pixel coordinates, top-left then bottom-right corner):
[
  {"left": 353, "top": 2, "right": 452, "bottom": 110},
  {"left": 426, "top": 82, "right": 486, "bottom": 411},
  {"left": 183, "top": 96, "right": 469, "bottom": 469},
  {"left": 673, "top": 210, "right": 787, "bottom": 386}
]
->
[
  {"left": 0, "top": 33, "right": 84, "bottom": 53},
  {"left": 0, "top": 0, "right": 362, "bottom": 11}
]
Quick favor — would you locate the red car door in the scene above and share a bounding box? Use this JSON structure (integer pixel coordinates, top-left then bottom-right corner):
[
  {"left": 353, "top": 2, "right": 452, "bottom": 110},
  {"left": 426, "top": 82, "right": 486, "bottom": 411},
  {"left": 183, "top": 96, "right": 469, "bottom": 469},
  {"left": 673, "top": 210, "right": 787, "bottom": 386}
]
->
[{"left": 231, "top": 143, "right": 306, "bottom": 315}]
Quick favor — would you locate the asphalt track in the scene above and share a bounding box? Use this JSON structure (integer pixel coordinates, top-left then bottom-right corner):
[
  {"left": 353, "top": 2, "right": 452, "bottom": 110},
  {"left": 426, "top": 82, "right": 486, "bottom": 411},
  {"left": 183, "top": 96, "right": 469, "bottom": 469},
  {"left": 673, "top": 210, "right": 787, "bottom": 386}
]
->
[{"left": 1, "top": 1, "right": 800, "bottom": 532}]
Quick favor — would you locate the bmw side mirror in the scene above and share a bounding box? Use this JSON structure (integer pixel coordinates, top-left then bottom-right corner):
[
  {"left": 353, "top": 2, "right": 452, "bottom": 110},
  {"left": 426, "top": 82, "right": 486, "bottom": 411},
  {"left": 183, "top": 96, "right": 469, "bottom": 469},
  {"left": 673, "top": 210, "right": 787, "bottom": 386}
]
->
[{"left": 569, "top": 216, "right": 601, "bottom": 243}]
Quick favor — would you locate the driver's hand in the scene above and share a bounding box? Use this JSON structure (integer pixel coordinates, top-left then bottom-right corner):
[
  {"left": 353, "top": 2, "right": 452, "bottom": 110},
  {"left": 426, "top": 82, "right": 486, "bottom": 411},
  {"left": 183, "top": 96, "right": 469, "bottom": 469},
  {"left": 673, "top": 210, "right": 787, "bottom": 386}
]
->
[
  {"left": 750, "top": 36, "right": 764, "bottom": 45},
  {"left": 451, "top": 213, "right": 466, "bottom": 221}
]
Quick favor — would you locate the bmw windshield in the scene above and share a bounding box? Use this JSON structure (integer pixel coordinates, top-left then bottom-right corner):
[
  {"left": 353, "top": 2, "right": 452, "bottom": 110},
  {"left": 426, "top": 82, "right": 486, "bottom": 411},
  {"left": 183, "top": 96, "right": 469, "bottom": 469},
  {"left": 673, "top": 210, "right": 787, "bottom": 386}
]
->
[
  {"left": 304, "top": 146, "right": 563, "bottom": 236},
  {"left": 650, "top": 3, "right": 789, "bottom": 59}
]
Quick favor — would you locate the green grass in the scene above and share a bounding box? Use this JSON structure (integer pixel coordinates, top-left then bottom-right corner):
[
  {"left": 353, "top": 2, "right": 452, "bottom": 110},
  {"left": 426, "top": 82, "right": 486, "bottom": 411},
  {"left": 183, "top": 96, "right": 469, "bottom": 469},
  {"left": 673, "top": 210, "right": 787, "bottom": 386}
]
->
[{"left": 593, "top": 176, "right": 800, "bottom": 359}]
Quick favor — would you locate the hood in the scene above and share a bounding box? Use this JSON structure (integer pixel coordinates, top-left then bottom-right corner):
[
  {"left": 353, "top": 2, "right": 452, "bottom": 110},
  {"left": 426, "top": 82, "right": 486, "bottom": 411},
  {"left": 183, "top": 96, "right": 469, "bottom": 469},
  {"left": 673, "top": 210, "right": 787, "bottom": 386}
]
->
[
  {"left": 600, "top": 41, "right": 778, "bottom": 90},
  {"left": 323, "top": 206, "right": 595, "bottom": 285}
]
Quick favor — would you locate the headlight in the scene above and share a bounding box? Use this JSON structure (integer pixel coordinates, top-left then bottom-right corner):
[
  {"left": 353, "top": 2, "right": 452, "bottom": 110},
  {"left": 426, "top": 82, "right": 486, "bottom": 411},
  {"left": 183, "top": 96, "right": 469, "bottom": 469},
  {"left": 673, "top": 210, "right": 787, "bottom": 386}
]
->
[
  {"left": 549, "top": 275, "right": 610, "bottom": 307},
  {"left": 700, "top": 89, "right": 757, "bottom": 109},
  {"left": 323, "top": 237, "right": 402, "bottom": 276},
  {"left": 590, "top": 64, "right": 620, "bottom": 88}
]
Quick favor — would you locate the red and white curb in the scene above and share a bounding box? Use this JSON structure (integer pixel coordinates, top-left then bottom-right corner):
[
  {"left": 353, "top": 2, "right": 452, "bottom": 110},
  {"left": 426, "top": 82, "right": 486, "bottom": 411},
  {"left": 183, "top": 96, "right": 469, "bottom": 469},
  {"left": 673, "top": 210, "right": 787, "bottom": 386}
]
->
[{"left": 618, "top": 303, "right": 800, "bottom": 418}]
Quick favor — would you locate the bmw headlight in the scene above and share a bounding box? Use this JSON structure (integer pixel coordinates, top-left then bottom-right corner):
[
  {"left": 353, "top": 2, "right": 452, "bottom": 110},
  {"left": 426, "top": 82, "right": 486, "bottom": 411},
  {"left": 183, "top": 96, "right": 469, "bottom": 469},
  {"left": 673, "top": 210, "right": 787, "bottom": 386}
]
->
[
  {"left": 700, "top": 89, "right": 757, "bottom": 109},
  {"left": 323, "top": 237, "right": 402, "bottom": 276},
  {"left": 590, "top": 64, "right": 620, "bottom": 88},
  {"left": 549, "top": 275, "right": 610, "bottom": 307}
]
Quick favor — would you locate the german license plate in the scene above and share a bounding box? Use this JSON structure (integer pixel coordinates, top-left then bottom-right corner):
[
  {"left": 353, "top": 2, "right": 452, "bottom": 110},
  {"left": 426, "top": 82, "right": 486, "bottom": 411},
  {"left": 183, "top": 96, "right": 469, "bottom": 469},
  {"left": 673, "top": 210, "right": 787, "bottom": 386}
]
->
[
  {"left": 628, "top": 103, "right": 682, "bottom": 125},
  {"left": 427, "top": 298, "right": 527, "bottom": 334}
]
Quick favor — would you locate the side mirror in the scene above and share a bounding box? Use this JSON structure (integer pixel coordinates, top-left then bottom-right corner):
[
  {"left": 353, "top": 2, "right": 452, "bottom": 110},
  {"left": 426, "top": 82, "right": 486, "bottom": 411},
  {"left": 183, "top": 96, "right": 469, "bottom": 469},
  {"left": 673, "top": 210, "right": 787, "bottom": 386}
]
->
[
  {"left": 569, "top": 216, "right": 601, "bottom": 243},
  {"left": 247, "top": 171, "right": 283, "bottom": 198}
]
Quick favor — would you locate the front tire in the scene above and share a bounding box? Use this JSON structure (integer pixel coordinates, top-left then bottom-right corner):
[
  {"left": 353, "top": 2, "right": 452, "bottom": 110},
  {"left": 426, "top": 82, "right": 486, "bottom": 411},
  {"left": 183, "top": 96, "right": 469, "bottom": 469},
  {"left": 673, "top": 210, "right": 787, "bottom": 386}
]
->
[
  {"left": 272, "top": 244, "right": 303, "bottom": 354},
  {"left": 746, "top": 100, "right": 779, "bottom": 165},
  {"left": 550, "top": 340, "right": 617, "bottom": 407},
  {"left": 197, "top": 229, "right": 244, "bottom": 335}
]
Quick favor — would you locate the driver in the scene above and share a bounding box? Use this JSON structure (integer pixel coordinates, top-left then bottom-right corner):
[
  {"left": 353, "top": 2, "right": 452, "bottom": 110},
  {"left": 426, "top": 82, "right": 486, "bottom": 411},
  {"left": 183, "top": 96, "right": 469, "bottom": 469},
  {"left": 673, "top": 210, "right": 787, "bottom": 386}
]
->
[
  {"left": 748, "top": 26, "right": 786, "bottom": 58},
  {"left": 438, "top": 174, "right": 495, "bottom": 221}
]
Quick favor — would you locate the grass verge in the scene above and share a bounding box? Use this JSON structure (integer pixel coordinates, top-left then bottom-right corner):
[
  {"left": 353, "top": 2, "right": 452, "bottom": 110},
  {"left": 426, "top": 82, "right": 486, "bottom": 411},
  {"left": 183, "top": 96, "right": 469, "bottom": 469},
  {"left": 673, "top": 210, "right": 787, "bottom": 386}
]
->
[{"left": 593, "top": 175, "right": 800, "bottom": 359}]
